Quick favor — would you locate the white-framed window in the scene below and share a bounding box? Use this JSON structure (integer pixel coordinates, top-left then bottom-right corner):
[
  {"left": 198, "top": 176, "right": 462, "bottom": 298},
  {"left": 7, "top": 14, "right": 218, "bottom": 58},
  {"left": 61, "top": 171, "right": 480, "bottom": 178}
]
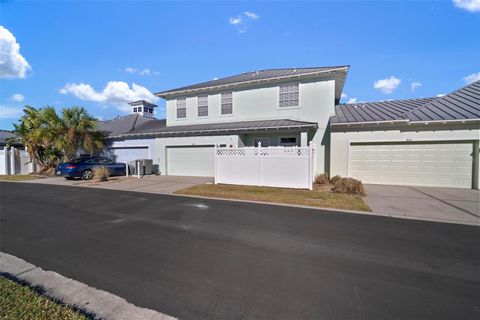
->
[
  {"left": 133, "top": 107, "right": 138, "bottom": 112},
  {"left": 176, "top": 98, "right": 186, "bottom": 119},
  {"left": 198, "top": 95, "right": 208, "bottom": 117},
  {"left": 279, "top": 83, "right": 299, "bottom": 108},
  {"left": 253, "top": 137, "right": 270, "bottom": 147},
  {"left": 279, "top": 136, "right": 297, "bottom": 146},
  {"left": 221, "top": 92, "right": 233, "bottom": 115}
]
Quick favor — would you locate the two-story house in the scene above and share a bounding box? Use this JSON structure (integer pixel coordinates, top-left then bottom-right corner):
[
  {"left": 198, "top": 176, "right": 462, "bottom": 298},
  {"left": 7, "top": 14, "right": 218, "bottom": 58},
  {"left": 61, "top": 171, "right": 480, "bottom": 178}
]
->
[
  {"left": 101, "top": 67, "right": 480, "bottom": 189},
  {"left": 104, "top": 66, "right": 349, "bottom": 177}
]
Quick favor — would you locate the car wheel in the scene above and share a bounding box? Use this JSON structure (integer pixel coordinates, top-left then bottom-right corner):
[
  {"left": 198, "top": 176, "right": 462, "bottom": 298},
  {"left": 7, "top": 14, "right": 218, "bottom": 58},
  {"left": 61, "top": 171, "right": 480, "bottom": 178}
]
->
[{"left": 81, "top": 170, "right": 93, "bottom": 180}]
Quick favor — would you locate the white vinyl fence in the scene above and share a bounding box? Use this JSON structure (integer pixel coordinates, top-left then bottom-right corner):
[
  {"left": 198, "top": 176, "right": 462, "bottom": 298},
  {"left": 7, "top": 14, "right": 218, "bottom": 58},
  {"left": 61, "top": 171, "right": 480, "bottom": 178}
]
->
[
  {"left": 0, "top": 147, "right": 34, "bottom": 175},
  {"left": 215, "top": 143, "right": 316, "bottom": 189}
]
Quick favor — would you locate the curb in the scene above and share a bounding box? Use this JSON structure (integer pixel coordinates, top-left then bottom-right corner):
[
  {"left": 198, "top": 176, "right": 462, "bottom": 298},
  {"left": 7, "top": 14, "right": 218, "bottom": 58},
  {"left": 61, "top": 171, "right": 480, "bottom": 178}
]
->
[{"left": 0, "top": 252, "right": 176, "bottom": 320}]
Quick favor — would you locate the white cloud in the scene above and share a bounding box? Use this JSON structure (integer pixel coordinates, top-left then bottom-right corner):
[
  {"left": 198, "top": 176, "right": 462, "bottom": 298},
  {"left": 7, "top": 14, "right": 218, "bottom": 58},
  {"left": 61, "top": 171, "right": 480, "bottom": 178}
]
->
[
  {"left": 11, "top": 93, "right": 24, "bottom": 102},
  {"left": 0, "top": 26, "right": 31, "bottom": 79},
  {"left": 453, "top": 0, "right": 480, "bottom": 12},
  {"left": 463, "top": 72, "right": 480, "bottom": 84},
  {"left": 0, "top": 105, "right": 23, "bottom": 119},
  {"left": 124, "top": 67, "right": 159, "bottom": 76},
  {"left": 341, "top": 93, "right": 348, "bottom": 99},
  {"left": 411, "top": 81, "right": 422, "bottom": 92},
  {"left": 347, "top": 98, "right": 358, "bottom": 104},
  {"left": 229, "top": 11, "right": 260, "bottom": 33},
  {"left": 59, "top": 81, "right": 159, "bottom": 112},
  {"left": 229, "top": 16, "right": 243, "bottom": 25},
  {"left": 125, "top": 67, "right": 137, "bottom": 74},
  {"left": 244, "top": 11, "right": 259, "bottom": 19},
  {"left": 373, "top": 76, "right": 401, "bottom": 94},
  {"left": 437, "top": 93, "right": 446, "bottom": 97}
]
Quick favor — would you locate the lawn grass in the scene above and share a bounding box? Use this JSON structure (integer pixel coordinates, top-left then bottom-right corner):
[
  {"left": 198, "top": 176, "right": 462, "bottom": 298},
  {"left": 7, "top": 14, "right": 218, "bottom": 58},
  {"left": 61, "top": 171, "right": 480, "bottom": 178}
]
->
[
  {"left": 0, "top": 275, "right": 89, "bottom": 320},
  {"left": 0, "top": 175, "right": 40, "bottom": 181},
  {"left": 175, "top": 183, "right": 371, "bottom": 212}
]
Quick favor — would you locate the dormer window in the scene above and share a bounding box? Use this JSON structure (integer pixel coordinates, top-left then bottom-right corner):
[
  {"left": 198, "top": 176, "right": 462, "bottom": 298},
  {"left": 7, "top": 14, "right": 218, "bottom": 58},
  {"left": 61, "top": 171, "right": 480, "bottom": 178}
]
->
[
  {"left": 177, "top": 98, "right": 187, "bottom": 119},
  {"left": 221, "top": 92, "right": 233, "bottom": 115},
  {"left": 279, "top": 83, "right": 299, "bottom": 108}
]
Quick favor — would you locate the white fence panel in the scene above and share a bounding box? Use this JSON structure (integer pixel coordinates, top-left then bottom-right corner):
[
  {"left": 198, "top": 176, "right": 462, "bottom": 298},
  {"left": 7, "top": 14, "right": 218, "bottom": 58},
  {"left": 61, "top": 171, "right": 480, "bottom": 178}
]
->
[
  {"left": 17, "top": 149, "right": 31, "bottom": 174},
  {"left": 0, "top": 148, "right": 8, "bottom": 175},
  {"left": 0, "top": 147, "right": 33, "bottom": 175},
  {"left": 215, "top": 145, "right": 315, "bottom": 189}
]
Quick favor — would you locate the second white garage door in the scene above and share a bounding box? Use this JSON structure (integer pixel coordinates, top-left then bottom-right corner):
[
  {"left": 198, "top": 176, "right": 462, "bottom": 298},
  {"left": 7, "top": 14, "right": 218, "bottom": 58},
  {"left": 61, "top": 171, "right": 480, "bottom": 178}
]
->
[
  {"left": 167, "top": 146, "right": 215, "bottom": 177},
  {"left": 109, "top": 146, "right": 149, "bottom": 164},
  {"left": 349, "top": 142, "right": 473, "bottom": 188}
]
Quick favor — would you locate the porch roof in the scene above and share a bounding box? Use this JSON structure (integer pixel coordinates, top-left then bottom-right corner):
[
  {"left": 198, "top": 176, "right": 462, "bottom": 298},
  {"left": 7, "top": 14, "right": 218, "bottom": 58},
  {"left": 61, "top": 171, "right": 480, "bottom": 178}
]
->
[{"left": 112, "top": 119, "right": 318, "bottom": 138}]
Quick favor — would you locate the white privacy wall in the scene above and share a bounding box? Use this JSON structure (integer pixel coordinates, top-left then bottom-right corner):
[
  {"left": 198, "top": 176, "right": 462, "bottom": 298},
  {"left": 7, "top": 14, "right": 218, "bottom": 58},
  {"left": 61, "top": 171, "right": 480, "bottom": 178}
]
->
[
  {"left": 215, "top": 146, "right": 316, "bottom": 189},
  {"left": 330, "top": 125, "right": 480, "bottom": 188}
]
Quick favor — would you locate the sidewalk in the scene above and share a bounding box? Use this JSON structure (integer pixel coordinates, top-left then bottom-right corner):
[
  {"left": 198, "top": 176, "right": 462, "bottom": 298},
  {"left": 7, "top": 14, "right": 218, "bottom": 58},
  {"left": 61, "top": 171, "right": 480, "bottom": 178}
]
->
[{"left": 0, "top": 252, "right": 175, "bottom": 320}]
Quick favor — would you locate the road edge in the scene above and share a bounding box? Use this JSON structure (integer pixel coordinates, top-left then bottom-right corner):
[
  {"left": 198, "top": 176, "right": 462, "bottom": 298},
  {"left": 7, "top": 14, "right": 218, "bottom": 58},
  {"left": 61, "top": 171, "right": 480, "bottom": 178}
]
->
[{"left": 0, "top": 252, "right": 177, "bottom": 320}]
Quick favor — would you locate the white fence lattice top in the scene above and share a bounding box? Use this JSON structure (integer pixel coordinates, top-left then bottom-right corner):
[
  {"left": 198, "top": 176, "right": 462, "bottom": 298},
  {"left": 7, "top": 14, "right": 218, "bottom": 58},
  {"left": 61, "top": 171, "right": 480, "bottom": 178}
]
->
[{"left": 216, "top": 146, "right": 313, "bottom": 158}]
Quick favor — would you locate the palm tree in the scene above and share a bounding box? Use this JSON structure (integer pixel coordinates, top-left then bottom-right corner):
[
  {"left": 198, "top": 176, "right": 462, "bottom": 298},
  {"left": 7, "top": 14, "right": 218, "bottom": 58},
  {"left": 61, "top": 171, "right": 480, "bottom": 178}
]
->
[
  {"left": 58, "top": 106, "right": 106, "bottom": 161},
  {"left": 14, "top": 106, "right": 106, "bottom": 173}
]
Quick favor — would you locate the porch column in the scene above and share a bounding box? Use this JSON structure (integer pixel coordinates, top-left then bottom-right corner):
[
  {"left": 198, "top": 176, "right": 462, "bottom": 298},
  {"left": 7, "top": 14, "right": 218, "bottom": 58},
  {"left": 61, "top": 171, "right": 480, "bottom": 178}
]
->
[{"left": 300, "top": 131, "right": 308, "bottom": 147}]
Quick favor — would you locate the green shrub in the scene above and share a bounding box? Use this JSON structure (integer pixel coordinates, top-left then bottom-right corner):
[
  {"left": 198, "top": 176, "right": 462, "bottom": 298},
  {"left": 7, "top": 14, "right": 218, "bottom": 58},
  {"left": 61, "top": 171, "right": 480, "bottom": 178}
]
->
[
  {"left": 93, "top": 166, "right": 110, "bottom": 182},
  {"left": 332, "top": 177, "right": 366, "bottom": 196},
  {"left": 314, "top": 173, "right": 329, "bottom": 185},
  {"left": 330, "top": 175, "right": 341, "bottom": 184}
]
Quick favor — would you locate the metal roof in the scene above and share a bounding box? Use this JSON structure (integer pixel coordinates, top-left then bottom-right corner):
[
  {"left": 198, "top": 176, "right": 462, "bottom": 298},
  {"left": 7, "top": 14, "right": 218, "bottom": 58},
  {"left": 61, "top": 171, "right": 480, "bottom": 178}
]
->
[
  {"left": 155, "top": 66, "right": 349, "bottom": 103},
  {"left": 98, "top": 114, "right": 156, "bottom": 136},
  {"left": 331, "top": 98, "right": 435, "bottom": 124},
  {"left": 114, "top": 119, "right": 318, "bottom": 138},
  {"left": 330, "top": 81, "right": 480, "bottom": 126},
  {"left": 0, "top": 130, "right": 19, "bottom": 146},
  {"left": 128, "top": 100, "right": 158, "bottom": 107},
  {"left": 405, "top": 81, "right": 480, "bottom": 122}
]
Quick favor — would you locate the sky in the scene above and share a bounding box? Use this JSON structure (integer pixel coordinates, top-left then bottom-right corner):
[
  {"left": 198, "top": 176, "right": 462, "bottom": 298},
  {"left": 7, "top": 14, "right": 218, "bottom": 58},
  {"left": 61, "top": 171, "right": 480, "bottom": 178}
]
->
[{"left": 1, "top": 0, "right": 479, "bottom": 129}]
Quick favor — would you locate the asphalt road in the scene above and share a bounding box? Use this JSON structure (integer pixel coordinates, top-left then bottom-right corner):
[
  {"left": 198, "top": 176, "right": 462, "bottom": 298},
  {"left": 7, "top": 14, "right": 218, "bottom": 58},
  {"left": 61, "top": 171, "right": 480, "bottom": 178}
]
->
[{"left": 1, "top": 182, "right": 479, "bottom": 320}]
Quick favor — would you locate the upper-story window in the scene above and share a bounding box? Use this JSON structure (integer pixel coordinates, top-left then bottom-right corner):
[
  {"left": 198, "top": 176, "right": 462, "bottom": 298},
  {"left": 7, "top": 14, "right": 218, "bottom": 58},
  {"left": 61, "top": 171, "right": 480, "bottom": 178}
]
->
[
  {"left": 176, "top": 98, "right": 186, "bottom": 119},
  {"left": 279, "top": 83, "right": 299, "bottom": 108},
  {"left": 221, "top": 92, "right": 233, "bottom": 115},
  {"left": 198, "top": 95, "right": 208, "bottom": 117}
]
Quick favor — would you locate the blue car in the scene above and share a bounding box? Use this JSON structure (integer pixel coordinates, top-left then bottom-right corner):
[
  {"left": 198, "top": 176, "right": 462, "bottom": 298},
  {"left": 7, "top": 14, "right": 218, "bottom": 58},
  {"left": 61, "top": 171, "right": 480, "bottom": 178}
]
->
[{"left": 56, "top": 157, "right": 126, "bottom": 180}]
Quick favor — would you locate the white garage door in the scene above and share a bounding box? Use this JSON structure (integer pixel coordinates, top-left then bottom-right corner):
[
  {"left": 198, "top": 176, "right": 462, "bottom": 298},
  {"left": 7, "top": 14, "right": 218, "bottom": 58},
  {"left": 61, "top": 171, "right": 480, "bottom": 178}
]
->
[
  {"left": 109, "top": 146, "right": 149, "bottom": 164},
  {"left": 167, "top": 146, "right": 215, "bottom": 177},
  {"left": 349, "top": 142, "right": 473, "bottom": 188}
]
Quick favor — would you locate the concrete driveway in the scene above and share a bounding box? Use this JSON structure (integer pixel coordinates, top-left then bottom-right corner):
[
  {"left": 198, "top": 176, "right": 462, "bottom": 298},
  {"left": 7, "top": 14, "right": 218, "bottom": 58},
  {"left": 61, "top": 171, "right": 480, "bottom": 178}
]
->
[
  {"left": 365, "top": 185, "right": 480, "bottom": 225},
  {"left": 24, "top": 175, "right": 213, "bottom": 194}
]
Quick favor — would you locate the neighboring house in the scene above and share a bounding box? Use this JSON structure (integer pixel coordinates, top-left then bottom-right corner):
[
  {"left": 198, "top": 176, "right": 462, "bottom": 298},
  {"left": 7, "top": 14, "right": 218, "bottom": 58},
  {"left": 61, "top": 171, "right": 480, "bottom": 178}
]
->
[
  {"left": 0, "top": 130, "right": 22, "bottom": 148},
  {"left": 99, "top": 67, "right": 480, "bottom": 189},
  {"left": 330, "top": 81, "right": 480, "bottom": 189}
]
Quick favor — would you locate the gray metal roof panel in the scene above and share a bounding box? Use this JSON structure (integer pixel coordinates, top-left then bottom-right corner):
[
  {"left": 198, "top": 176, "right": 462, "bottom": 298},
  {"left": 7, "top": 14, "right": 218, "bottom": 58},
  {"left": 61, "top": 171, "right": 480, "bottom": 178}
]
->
[
  {"left": 99, "top": 114, "right": 160, "bottom": 136},
  {"left": 120, "top": 119, "right": 318, "bottom": 137},
  {"left": 405, "top": 81, "right": 480, "bottom": 122},
  {"left": 330, "top": 97, "right": 435, "bottom": 124}
]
